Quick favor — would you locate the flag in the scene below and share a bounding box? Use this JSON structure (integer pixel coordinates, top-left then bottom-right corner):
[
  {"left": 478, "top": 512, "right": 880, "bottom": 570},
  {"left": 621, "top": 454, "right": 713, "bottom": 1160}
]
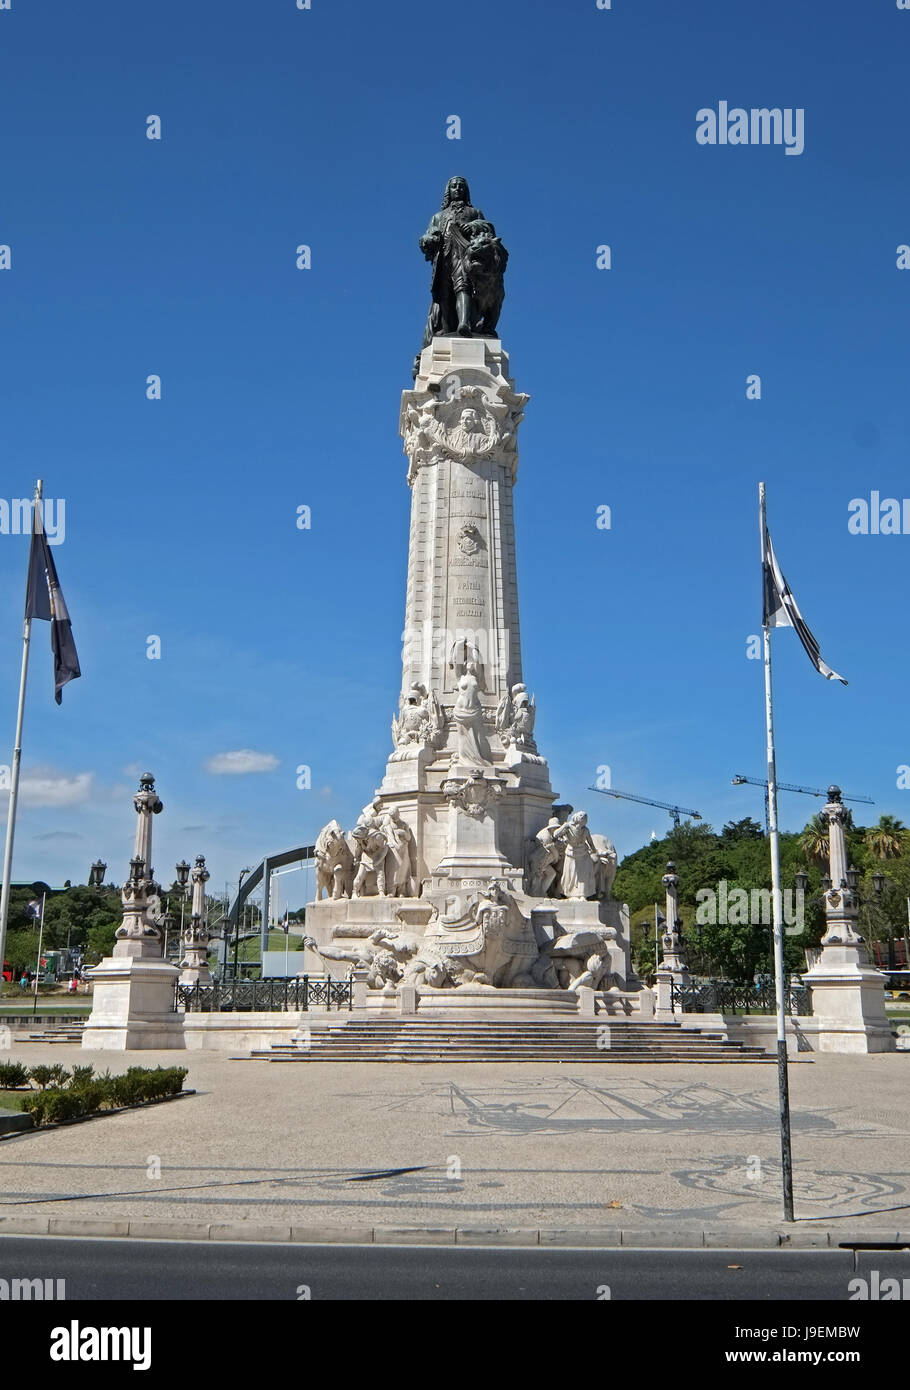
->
[
  {"left": 762, "top": 527, "right": 847, "bottom": 685},
  {"left": 25, "top": 510, "right": 81, "bottom": 704}
]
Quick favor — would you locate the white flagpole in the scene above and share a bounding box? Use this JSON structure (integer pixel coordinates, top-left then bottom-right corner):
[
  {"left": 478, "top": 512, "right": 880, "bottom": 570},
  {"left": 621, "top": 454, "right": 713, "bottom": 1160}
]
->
[
  {"left": 759, "top": 481, "right": 795, "bottom": 1222},
  {"left": 31, "top": 891, "right": 46, "bottom": 1018},
  {"left": 0, "top": 479, "right": 42, "bottom": 988}
]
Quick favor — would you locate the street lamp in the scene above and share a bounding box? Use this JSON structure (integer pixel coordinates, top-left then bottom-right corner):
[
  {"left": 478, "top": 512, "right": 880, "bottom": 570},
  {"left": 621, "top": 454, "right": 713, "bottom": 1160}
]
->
[
  {"left": 637, "top": 922, "right": 651, "bottom": 977},
  {"left": 161, "top": 909, "right": 177, "bottom": 961},
  {"left": 232, "top": 868, "right": 251, "bottom": 981},
  {"left": 88, "top": 860, "right": 107, "bottom": 889},
  {"left": 175, "top": 859, "right": 191, "bottom": 944},
  {"left": 871, "top": 870, "right": 895, "bottom": 970}
]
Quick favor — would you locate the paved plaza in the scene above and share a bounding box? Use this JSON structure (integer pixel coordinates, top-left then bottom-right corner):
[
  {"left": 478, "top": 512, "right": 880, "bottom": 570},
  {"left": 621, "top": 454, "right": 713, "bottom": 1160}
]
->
[{"left": 1, "top": 1048, "right": 908, "bottom": 1245}]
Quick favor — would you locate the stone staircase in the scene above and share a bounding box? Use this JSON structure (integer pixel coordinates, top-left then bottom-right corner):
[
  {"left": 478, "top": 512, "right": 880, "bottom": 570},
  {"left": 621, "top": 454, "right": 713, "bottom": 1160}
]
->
[
  {"left": 254, "top": 1017, "right": 773, "bottom": 1064},
  {"left": 14, "top": 1021, "right": 87, "bottom": 1045}
]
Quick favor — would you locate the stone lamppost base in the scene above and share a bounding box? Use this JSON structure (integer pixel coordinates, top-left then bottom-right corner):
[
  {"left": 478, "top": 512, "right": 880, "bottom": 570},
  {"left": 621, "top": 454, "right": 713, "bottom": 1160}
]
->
[
  {"left": 803, "top": 941, "right": 895, "bottom": 1054},
  {"left": 82, "top": 955, "right": 184, "bottom": 1051}
]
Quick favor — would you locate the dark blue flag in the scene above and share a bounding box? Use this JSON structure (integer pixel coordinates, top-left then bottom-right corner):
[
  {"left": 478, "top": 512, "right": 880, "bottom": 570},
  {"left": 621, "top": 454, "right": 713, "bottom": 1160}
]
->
[{"left": 25, "top": 515, "right": 81, "bottom": 704}]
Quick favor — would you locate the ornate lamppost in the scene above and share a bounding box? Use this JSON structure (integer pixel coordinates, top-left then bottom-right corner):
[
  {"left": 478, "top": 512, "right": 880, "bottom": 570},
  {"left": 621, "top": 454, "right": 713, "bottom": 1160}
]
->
[
  {"left": 231, "top": 867, "right": 251, "bottom": 981},
  {"left": 179, "top": 855, "right": 212, "bottom": 985},
  {"left": 114, "top": 774, "right": 164, "bottom": 958}
]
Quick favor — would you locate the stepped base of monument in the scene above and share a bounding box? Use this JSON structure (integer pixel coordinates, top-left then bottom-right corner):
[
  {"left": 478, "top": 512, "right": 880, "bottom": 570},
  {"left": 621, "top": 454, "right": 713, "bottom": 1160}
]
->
[
  {"left": 251, "top": 1017, "right": 773, "bottom": 1064},
  {"left": 364, "top": 986, "right": 581, "bottom": 1016}
]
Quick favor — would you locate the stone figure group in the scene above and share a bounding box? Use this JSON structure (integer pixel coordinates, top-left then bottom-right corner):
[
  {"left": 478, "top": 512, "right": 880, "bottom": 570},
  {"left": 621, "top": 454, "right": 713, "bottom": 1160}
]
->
[
  {"left": 526, "top": 806, "right": 617, "bottom": 902},
  {"left": 495, "top": 683, "right": 536, "bottom": 753},
  {"left": 306, "top": 877, "right": 618, "bottom": 995},
  {"left": 314, "top": 803, "right": 418, "bottom": 901},
  {"left": 390, "top": 683, "right": 445, "bottom": 760}
]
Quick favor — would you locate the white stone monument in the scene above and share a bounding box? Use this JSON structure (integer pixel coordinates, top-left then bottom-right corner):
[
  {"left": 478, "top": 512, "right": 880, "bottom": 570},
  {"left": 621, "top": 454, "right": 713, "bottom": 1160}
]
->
[
  {"left": 82, "top": 774, "right": 183, "bottom": 1050},
  {"left": 802, "top": 786, "right": 894, "bottom": 1053},
  {"left": 304, "top": 332, "right": 636, "bottom": 1011}
]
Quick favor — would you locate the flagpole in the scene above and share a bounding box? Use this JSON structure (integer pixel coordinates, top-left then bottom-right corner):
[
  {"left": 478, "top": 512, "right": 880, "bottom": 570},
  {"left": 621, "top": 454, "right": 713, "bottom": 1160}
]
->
[
  {"left": 31, "top": 891, "right": 46, "bottom": 1018},
  {"left": 0, "top": 480, "right": 42, "bottom": 989},
  {"left": 759, "top": 481, "right": 795, "bottom": 1223}
]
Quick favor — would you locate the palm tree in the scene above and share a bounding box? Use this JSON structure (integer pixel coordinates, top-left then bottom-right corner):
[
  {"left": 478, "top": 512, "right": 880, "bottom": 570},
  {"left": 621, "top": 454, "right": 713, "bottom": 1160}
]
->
[
  {"left": 863, "top": 815, "right": 907, "bottom": 862},
  {"left": 800, "top": 814, "right": 829, "bottom": 866}
]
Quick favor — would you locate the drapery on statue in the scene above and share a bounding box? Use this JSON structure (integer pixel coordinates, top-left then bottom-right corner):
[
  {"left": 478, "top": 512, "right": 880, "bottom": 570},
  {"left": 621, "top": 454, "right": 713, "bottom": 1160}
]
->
[{"left": 414, "top": 176, "right": 509, "bottom": 376}]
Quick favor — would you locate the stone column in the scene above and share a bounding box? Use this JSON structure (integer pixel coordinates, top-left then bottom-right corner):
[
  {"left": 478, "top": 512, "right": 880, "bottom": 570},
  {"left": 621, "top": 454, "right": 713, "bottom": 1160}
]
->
[
  {"left": 802, "top": 786, "right": 894, "bottom": 1053},
  {"left": 114, "top": 773, "right": 164, "bottom": 960},
  {"left": 82, "top": 775, "right": 183, "bottom": 1051},
  {"left": 179, "top": 855, "right": 212, "bottom": 985},
  {"left": 658, "top": 862, "right": 690, "bottom": 986}
]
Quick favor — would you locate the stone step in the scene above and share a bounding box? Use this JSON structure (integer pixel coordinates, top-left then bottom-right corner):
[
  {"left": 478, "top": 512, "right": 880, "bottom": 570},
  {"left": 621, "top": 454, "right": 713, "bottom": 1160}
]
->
[
  {"left": 16, "top": 1024, "right": 87, "bottom": 1043},
  {"left": 267, "top": 1052, "right": 773, "bottom": 1064},
  {"left": 251, "top": 1015, "right": 772, "bottom": 1064}
]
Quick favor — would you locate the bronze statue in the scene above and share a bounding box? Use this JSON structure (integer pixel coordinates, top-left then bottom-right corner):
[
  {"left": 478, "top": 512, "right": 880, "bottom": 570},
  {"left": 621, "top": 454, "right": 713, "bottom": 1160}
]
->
[{"left": 414, "top": 176, "right": 508, "bottom": 376}]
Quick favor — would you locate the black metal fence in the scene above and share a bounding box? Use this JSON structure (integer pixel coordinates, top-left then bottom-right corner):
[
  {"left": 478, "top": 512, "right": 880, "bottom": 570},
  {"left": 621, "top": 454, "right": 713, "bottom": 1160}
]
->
[
  {"left": 670, "top": 979, "right": 811, "bottom": 1016},
  {"left": 175, "top": 975, "right": 354, "bottom": 1013}
]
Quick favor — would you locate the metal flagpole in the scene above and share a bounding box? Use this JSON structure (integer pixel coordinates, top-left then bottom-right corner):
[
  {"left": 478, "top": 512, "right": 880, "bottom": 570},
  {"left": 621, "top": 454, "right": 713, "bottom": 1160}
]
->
[
  {"left": 0, "top": 480, "right": 42, "bottom": 988},
  {"left": 759, "top": 481, "right": 795, "bottom": 1222},
  {"left": 31, "top": 891, "right": 46, "bottom": 1018}
]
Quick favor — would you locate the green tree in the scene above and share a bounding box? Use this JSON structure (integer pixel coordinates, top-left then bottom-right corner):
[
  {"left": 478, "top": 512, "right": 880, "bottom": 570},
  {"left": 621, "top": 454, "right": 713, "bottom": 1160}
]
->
[
  {"left": 799, "top": 814, "right": 829, "bottom": 866},
  {"left": 863, "top": 815, "right": 907, "bottom": 862},
  {"left": 720, "top": 817, "right": 764, "bottom": 842},
  {"left": 614, "top": 819, "right": 826, "bottom": 983}
]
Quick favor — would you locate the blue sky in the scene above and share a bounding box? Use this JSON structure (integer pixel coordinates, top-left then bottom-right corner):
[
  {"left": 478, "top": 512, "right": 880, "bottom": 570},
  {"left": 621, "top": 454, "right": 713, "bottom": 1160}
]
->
[{"left": 1, "top": 0, "right": 908, "bottom": 905}]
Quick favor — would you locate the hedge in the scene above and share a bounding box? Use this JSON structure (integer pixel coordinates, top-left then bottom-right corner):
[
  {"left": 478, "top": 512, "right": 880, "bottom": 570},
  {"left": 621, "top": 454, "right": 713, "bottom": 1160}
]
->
[{"left": 15, "top": 1064, "right": 188, "bottom": 1126}]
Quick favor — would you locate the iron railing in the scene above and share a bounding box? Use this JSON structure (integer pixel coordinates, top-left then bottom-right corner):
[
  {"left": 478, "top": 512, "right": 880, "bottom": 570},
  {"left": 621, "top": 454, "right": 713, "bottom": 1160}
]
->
[
  {"left": 670, "top": 979, "right": 811, "bottom": 1016},
  {"left": 175, "top": 975, "right": 353, "bottom": 1013}
]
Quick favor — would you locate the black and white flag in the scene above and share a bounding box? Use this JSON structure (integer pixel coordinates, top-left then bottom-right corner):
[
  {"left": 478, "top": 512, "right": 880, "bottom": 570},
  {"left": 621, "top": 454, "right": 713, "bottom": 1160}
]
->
[
  {"left": 762, "top": 527, "right": 847, "bottom": 685},
  {"left": 24, "top": 510, "right": 81, "bottom": 704}
]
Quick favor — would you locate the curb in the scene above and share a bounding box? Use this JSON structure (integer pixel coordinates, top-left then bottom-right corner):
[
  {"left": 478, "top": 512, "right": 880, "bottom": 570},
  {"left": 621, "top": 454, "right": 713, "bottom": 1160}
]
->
[{"left": 0, "top": 1217, "right": 907, "bottom": 1249}]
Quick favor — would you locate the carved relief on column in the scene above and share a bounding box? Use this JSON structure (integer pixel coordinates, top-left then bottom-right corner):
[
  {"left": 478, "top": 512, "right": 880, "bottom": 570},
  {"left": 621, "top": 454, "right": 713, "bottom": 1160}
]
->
[{"left": 401, "top": 383, "right": 528, "bottom": 486}]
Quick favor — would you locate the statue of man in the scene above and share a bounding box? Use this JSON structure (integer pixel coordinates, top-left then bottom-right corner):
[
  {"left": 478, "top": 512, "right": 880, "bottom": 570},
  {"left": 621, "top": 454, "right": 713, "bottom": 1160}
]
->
[{"left": 415, "top": 176, "right": 508, "bottom": 374}]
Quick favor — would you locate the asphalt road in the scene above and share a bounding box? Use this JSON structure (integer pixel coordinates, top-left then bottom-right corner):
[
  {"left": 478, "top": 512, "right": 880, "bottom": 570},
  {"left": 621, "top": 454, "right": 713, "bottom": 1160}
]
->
[{"left": 2, "top": 1236, "right": 908, "bottom": 1300}]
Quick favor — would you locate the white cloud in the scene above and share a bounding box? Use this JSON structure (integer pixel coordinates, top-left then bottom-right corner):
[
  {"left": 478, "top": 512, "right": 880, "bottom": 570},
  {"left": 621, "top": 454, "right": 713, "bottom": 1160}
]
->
[
  {"left": 19, "top": 771, "right": 94, "bottom": 808},
  {"left": 205, "top": 750, "right": 279, "bottom": 776}
]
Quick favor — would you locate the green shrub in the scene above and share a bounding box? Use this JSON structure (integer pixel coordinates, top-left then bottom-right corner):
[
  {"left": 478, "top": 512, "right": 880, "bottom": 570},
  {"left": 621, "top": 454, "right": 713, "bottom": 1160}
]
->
[
  {"left": 20, "top": 1092, "right": 49, "bottom": 1125},
  {"left": 0, "top": 1062, "right": 30, "bottom": 1089},
  {"left": 41, "top": 1090, "right": 87, "bottom": 1124},
  {"left": 107, "top": 1071, "right": 146, "bottom": 1107},
  {"left": 27, "top": 1065, "right": 56, "bottom": 1090},
  {"left": 16, "top": 1063, "right": 187, "bottom": 1123},
  {"left": 72, "top": 1081, "right": 107, "bottom": 1114}
]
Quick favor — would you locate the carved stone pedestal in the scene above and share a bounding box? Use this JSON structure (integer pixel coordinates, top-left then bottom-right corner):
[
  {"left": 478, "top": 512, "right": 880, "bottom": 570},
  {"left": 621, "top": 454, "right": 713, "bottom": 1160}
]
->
[
  {"left": 803, "top": 940, "right": 894, "bottom": 1053},
  {"left": 82, "top": 773, "right": 184, "bottom": 1051},
  {"left": 82, "top": 956, "right": 183, "bottom": 1051},
  {"left": 801, "top": 787, "right": 894, "bottom": 1053}
]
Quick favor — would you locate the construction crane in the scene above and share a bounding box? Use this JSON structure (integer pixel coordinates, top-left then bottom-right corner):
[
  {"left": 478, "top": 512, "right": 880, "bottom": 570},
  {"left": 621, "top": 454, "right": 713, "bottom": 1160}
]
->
[
  {"left": 731, "top": 774, "right": 874, "bottom": 835},
  {"left": 588, "top": 785, "right": 702, "bottom": 830}
]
